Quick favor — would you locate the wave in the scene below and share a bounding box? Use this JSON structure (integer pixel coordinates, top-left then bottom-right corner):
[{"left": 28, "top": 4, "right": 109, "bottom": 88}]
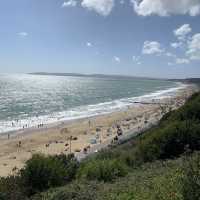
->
[{"left": 0, "top": 82, "right": 186, "bottom": 134}]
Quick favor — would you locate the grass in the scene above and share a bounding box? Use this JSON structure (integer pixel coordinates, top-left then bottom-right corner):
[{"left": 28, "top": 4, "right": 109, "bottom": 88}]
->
[{"left": 33, "top": 153, "right": 199, "bottom": 200}]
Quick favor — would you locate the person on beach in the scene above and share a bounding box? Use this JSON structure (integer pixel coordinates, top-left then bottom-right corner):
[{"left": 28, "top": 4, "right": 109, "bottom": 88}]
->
[
  {"left": 83, "top": 147, "right": 87, "bottom": 154},
  {"left": 117, "top": 125, "right": 123, "bottom": 136},
  {"left": 8, "top": 134, "right": 10, "bottom": 140},
  {"left": 112, "top": 136, "right": 118, "bottom": 144},
  {"left": 18, "top": 141, "right": 22, "bottom": 148}
]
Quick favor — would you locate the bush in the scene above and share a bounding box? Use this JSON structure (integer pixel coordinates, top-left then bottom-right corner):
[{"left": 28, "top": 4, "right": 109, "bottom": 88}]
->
[
  {"left": 54, "top": 154, "right": 79, "bottom": 182},
  {"left": 77, "top": 159, "right": 128, "bottom": 182},
  {"left": 182, "top": 153, "right": 200, "bottom": 200},
  {"left": 134, "top": 120, "right": 200, "bottom": 163},
  {"left": 20, "top": 153, "right": 78, "bottom": 196},
  {"left": 0, "top": 175, "right": 27, "bottom": 200},
  {"left": 32, "top": 181, "right": 102, "bottom": 200},
  {"left": 166, "top": 92, "right": 200, "bottom": 122}
]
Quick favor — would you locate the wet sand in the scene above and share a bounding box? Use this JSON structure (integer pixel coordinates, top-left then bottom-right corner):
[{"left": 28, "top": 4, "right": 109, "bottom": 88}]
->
[{"left": 0, "top": 84, "right": 197, "bottom": 177}]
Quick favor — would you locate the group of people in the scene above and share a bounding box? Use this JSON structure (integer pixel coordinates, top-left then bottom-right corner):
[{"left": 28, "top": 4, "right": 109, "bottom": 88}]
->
[
  {"left": 11, "top": 121, "right": 29, "bottom": 129},
  {"left": 37, "top": 123, "right": 44, "bottom": 128},
  {"left": 111, "top": 125, "right": 124, "bottom": 144},
  {"left": 11, "top": 120, "right": 46, "bottom": 130}
]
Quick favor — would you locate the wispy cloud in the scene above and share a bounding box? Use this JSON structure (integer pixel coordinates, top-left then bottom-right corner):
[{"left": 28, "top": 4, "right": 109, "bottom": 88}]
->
[
  {"left": 170, "top": 24, "right": 200, "bottom": 61},
  {"left": 86, "top": 42, "right": 92, "bottom": 47},
  {"left": 171, "top": 42, "right": 182, "bottom": 49},
  {"left": 165, "top": 52, "right": 177, "bottom": 58},
  {"left": 186, "top": 33, "right": 200, "bottom": 60},
  {"left": 176, "top": 58, "right": 190, "bottom": 64},
  {"left": 62, "top": 0, "right": 77, "bottom": 7},
  {"left": 174, "top": 24, "right": 192, "bottom": 41},
  {"left": 113, "top": 56, "right": 120, "bottom": 63},
  {"left": 18, "top": 32, "right": 28, "bottom": 37},
  {"left": 132, "top": 56, "right": 141, "bottom": 64}
]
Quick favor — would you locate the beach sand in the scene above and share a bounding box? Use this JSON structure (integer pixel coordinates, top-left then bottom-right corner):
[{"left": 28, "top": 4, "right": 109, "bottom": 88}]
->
[{"left": 0, "top": 84, "right": 198, "bottom": 177}]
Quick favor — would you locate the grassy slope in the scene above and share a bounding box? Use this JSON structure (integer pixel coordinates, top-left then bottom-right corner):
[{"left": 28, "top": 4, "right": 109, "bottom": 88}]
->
[{"left": 34, "top": 156, "right": 187, "bottom": 200}]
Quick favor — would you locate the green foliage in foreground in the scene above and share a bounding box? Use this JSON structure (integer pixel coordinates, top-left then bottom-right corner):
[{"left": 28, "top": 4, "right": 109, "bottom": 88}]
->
[
  {"left": 0, "top": 175, "right": 28, "bottom": 200},
  {"left": 0, "top": 91, "right": 200, "bottom": 200},
  {"left": 0, "top": 154, "right": 78, "bottom": 199},
  {"left": 134, "top": 120, "right": 200, "bottom": 162},
  {"left": 182, "top": 153, "right": 200, "bottom": 200},
  {"left": 20, "top": 154, "right": 78, "bottom": 195},
  {"left": 33, "top": 153, "right": 200, "bottom": 200},
  {"left": 22, "top": 154, "right": 68, "bottom": 194},
  {"left": 77, "top": 159, "right": 128, "bottom": 182}
]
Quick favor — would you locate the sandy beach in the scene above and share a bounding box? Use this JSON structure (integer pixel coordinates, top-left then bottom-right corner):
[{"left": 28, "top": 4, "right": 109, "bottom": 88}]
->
[{"left": 0, "top": 84, "right": 198, "bottom": 177}]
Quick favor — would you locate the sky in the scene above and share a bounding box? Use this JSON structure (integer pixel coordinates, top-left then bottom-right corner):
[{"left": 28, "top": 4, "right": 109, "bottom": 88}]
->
[{"left": 0, "top": 0, "right": 200, "bottom": 78}]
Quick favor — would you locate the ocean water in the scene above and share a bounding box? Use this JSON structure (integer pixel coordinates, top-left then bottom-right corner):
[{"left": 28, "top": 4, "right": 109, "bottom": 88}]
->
[{"left": 0, "top": 74, "right": 184, "bottom": 134}]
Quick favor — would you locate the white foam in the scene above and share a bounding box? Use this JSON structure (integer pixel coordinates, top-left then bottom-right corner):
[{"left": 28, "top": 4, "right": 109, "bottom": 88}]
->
[{"left": 0, "top": 82, "right": 186, "bottom": 134}]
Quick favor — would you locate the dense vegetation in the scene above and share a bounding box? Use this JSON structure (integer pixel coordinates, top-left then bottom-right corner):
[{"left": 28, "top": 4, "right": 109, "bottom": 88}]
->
[{"left": 0, "top": 92, "right": 200, "bottom": 200}]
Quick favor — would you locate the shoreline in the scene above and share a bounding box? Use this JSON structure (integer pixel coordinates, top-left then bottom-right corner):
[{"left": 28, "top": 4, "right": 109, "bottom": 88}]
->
[
  {"left": 0, "top": 84, "right": 198, "bottom": 177},
  {"left": 0, "top": 81, "right": 187, "bottom": 136}
]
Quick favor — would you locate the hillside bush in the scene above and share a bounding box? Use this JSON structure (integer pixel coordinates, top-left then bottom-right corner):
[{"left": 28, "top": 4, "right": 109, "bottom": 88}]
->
[
  {"left": 77, "top": 159, "right": 128, "bottom": 182},
  {"left": 163, "top": 92, "right": 200, "bottom": 122},
  {"left": 182, "top": 153, "right": 200, "bottom": 200},
  {"left": 0, "top": 175, "right": 27, "bottom": 200},
  {"left": 20, "top": 153, "right": 78, "bottom": 196},
  {"left": 134, "top": 120, "right": 200, "bottom": 163}
]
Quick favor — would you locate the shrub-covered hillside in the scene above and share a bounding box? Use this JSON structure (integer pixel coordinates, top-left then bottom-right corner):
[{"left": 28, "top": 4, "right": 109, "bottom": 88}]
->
[{"left": 0, "top": 92, "right": 200, "bottom": 200}]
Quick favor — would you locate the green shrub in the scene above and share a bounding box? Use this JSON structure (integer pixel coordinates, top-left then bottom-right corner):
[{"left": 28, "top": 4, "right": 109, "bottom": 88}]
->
[
  {"left": 108, "top": 192, "right": 135, "bottom": 200},
  {"left": 20, "top": 153, "right": 78, "bottom": 196},
  {"left": 165, "top": 92, "right": 200, "bottom": 122},
  {"left": 134, "top": 120, "right": 200, "bottom": 163},
  {"left": 54, "top": 154, "right": 79, "bottom": 182},
  {"left": 77, "top": 159, "right": 128, "bottom": 182},
  {"left": 32, "top": 181, "right": 101, "bottom": 200},
  {"left": 182, "top": 153, "right": 200, "bottom": 200},
  {"left": 0, "top": 175, "right": 27, "bottom": 200}
]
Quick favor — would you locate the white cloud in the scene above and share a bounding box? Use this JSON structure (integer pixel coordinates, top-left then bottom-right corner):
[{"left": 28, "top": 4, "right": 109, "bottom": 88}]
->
[
  {"left": 132, "top": 56, "right": 139, "bottom": 61},
  {"left": 132, "top": 56, "right": 141, "bottom": 64},
  {"left": 86, "top": 42, "right": 92, "bottom": 47},
  {"left": 131, "top": 0, "right": 200, "bottom": 16},
  {"left": 171, "top": 42, "right": 182, "bottom": 49},
  {"left": 113, "top": 56, "right": 120, "bottom": 63},
  {"left": 176, "top": 58, "right": 190, "bottom": 64},
  {"left": 18, "top": 32, "right": 28, "bottom": 37},
  {"left": 142, "top": 41, "right": 164, "bottom": 55},
  {"left": 174, "top": 24, "right": 192, "bottom": 40},
  {"left": 165, "top": 52, "right": 176, "bottom": 58},
  {"left": 62, "top": 0, "right": 77, "bottom": 7},
  {"left": 168, "top": 62, "right": 174, "bottom": 66},
  {"left": 120, "top": 0, "right": 125, "bottom": 4},
  {"left": 186, "top": 33, "right": 200, "bottom": 60},
  {"left": 81, "top": 0, "right": 114, "bottom": 16}
]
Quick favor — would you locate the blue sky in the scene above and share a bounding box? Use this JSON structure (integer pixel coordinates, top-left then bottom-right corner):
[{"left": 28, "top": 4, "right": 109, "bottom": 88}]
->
[{"left": 0, "top": 0, "right": 200, "bottom": 78}]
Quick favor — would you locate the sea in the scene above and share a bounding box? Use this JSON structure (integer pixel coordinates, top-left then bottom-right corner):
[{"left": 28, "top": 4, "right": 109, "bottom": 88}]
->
[{"left": 0, "top": 74, "right": 185, "bottom": 134}]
